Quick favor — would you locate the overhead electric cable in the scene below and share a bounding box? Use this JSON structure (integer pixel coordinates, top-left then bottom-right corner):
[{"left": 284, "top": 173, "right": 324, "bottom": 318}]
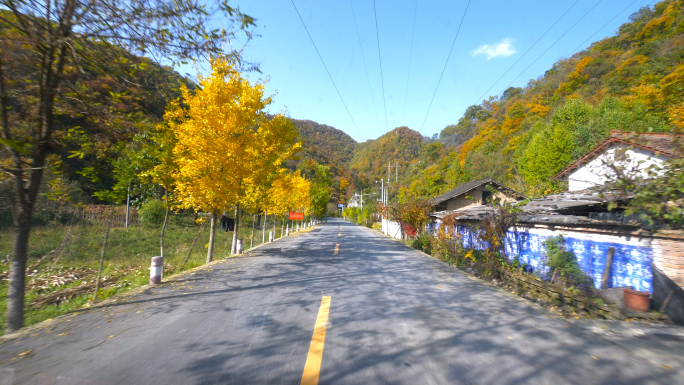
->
[
  {"left": 499, "top": 0, "right": 603, "bottom": 94},
  {"left": 349, "top": 0, "right": 381, "bottom": 132},
  {"left": 419, "top": 0, "right": 470, "bottom": 134},
  {"left": 402, "top": 0, "right": 418, "bottom": 123},
  {"left": 569, "top": 0, "right": 642, "bottom": 55},
  {"left": 373, "top": 0, "right": 389, "bottom": 132},
  {"left": 289, "top": 0, "right": 365, "bottom": 141},
  {"left": 472, "top": 0, "right": 580, "bottom": 106}
]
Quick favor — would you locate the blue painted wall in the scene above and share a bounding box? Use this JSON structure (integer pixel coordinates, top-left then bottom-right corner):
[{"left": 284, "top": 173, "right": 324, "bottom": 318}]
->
[{"left": 435, "top": 224, "right": 653, "bottom": 292}]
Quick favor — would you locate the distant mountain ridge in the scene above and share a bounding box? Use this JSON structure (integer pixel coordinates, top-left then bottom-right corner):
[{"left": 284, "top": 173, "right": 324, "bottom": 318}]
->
[
  {"left": 349, "top": 127, "right": 427, "bottom": 183},
  {"left": 294, "top": 0, "right": 684, "bottom": 201},
  {"left": 289, "top": 118, "right": 357, "bottom": 169}
]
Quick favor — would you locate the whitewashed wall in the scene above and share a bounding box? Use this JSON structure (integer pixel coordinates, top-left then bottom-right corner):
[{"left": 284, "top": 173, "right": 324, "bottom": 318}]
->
[
  {"left": 382, "top": 218, "right": 402, "bottom": 239},
  {"left": 568, "top": 144, "right": 669, "bottom": 191}
]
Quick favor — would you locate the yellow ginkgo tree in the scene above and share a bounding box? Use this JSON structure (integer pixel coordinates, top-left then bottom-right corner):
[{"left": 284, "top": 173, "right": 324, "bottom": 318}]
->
[
  {"left": 265, "top": 171, "right": 311, "bottom": 232},
  {"left": 167, "top": 57, "right": 300, "bottom": 262},
  {"left": 237, "top": 115, "right": 300, "bottom": 250}
]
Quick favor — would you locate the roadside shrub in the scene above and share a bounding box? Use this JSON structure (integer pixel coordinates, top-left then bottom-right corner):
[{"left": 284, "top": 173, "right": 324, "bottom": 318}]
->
[
  {"left": 139, "top": 199, "right": 167, "bottom": 228},
  {"left": 401, "top": 222, "right": 417, "bottom": 237},
  {"left": 410, "top": 233, "right": 432, "bottom": 254},
  {"left": 371, "top": 222, "right": 382, "bottom": 230},
  {"left": 429, "top": 233, "right": 453, "bottom": 262}
]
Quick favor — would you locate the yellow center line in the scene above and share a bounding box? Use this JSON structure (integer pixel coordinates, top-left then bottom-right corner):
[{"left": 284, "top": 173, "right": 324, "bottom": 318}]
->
[
  {"left": 333, "top": 244, "right": 339, "bottom": 255},
  {"left": 301, "top": 296, "right": 332, "bottom": 385}
]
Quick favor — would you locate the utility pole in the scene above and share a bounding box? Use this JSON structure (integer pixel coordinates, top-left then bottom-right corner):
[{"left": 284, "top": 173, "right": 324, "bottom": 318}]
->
[
  {"left": 125, "top": 182, "right": 131, "bottom": 228},
  {"left": 394, "top": 163, "right": 399, "bottom": 183}
]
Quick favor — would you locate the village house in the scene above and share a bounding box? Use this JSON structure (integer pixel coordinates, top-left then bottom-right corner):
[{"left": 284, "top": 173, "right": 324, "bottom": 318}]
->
[
  {"left": 347, "top": 194, "right": 362, "bottom": 208},
  {"left": 430, "top": 177, "right": 526, "bottom": 214},
  {"left": 554, "top": 130, "right": 681, "bottom": 191}
]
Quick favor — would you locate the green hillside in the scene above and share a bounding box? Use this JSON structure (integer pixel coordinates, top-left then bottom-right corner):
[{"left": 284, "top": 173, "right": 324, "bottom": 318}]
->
[
  {"left": 4, "top": 0, "right": 682, "bottom": 207},
  {"left": 349, "top": 127, "right": 426, "bottom": 184},
  {"left": 289, "top": 118, "right": 356, "bottom": 169},
  {"left": 397, "top": 0, "right": 684, "bottom": 198}
]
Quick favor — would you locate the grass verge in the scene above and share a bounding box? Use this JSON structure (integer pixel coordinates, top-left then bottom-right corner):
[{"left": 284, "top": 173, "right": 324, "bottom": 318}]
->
[{"left": 0, "top": 214, "right": 293, "bottom": 335}]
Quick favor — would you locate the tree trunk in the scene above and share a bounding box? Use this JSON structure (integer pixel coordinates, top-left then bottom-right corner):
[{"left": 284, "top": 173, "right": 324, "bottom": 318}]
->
[
  {"left": 6, "top": 213, "right": 31, "bottom": 333},
  {"left": 207, "top": 213, "right": 217, "bottom": 263},
  {"left": 182, "top": 218, "right": 208, "bottom": 267},
  {"left": 250, "top": 214, "right": 256, "bottom": 248},
  {"left": 230, "top": 205, "right": 240, "bottom": 255},
  {"left": 3, "top": 17, "right": 72, "bottom": 334},
  {"left": 93, "top": 212, "right": 114, "bottom": 305},
  {"left": 160, "top": 187, "right": 170, "bottom": 279},
  {"left": 273, "top": 215, "right": 277, "bottom": 239},
  {"left": 262, "top": 214, "right": 266, "bottom": 244}
]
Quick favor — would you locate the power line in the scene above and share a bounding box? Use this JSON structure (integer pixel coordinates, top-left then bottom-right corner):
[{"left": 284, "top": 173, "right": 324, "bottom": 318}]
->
[
  {"left": 373, "top": 0, "right": 388, "bottom": 133},
  {"left": 499, "top": 0, "right": 603, "bottom": 94},
  {"left": 402, "top": 0, "right": 418, "bottom": 123},
  {"left": 569, "top": 0, "right": 641, "bottom": 55},
  {"left": 349, "top": 0, "right": 381, "bottom": 133},
  {"left": 472, "top": 0, "right": 580, "bottom": 106},
  {"left": 419, "top": 0, "right": 471, "bottom": 134},
  {"left": 289, "top": 0, "right": 364, "bottom": 141}
]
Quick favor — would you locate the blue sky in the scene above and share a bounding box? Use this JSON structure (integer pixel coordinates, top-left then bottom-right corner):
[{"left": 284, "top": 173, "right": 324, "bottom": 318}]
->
[{"left": 187, "top": 0, "right": 656, "bottom": 143}]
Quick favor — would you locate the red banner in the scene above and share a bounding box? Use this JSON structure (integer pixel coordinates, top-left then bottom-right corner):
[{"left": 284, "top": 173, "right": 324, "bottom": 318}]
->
[{"left": 289, "top": 211, "right": 304, "bottom": 220}]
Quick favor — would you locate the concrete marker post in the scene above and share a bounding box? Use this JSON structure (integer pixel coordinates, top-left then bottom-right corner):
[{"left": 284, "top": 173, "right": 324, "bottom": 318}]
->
[
  {"left": 269, "top": 231, "right": 274, "bottom": 242},
  {"left": 236, "top": 238, "right": 243, "bottom": 255},
  {"left": 150, "top": 256, "right": 163, "bottom": 284}
]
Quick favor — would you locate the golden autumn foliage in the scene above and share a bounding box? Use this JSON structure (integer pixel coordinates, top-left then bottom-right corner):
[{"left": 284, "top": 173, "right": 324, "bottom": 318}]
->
[
  {"left": 636, "top": 11, "right": 676, "bottom": 40},
  {"left": 165, "top": 57, "right": 301, "bottom": 215},
  {"left": 668, "top": 102, "right": 684, "bottom": 128},
  {"left": 265, "top": 171, "right": 311, "bottom": 216},
  {"left": 624, "top": 83, "right": 666, "bottom": 111},
  {"left": 556, "top": 57, "right": 593, "bottom": 96},
  {"left": 526, "top": 97, "right": 551, "bottom": 117},
  {"left": 660, "top": 63, "right": 684, "bottom": 101}
]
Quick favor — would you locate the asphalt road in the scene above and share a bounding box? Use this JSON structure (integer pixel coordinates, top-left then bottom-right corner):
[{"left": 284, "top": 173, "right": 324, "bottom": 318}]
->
[{"left": 0, "top": 219, "right": 679, "bottom": 384}]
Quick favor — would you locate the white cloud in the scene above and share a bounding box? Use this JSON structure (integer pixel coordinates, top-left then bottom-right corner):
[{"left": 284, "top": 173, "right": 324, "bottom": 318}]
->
[{"left": 472, "top": 38, "right": 516, "bottom": 59}]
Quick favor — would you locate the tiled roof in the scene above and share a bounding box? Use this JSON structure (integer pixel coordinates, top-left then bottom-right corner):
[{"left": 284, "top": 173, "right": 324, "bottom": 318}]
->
[
  {"left": 431, "top": 178, "right": 525, "bottom": 205},
  {"left": 430, "top": 191, "right": 638, "bottom": 228},
  {"left": 611, "top": 131, "right": 681, "bottom": 155},
  {"left": 554, "top": 131, "right": 683, "bottom": 180}
]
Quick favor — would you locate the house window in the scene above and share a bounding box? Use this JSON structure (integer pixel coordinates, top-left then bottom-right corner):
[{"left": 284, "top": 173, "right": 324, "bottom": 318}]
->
[{"left": 482, "top": 190, "right": 492, "bottom": 204}]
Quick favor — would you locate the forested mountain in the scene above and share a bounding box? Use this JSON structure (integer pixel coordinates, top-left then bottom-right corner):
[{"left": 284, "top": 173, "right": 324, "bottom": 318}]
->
[
  {"left": 394, "top": 0, "right": 684, "bottom": 198},
  {"left": 0, "top": 10, "right": 193, "bottom": 202},
  {"left": 349, "top": 127, "right": 426, "bottom": 184},
  {"left": 283, "top": 118, "right": 356, "bottom": 204},
  {"left": 325, "top": 0, "right": 684, "bottom": 202},
  {"left": 4, "top": 0, "right": 682, "bottom": 208},
  {"left": 289, "top": 118, "right": 356, "bottom": 169}
]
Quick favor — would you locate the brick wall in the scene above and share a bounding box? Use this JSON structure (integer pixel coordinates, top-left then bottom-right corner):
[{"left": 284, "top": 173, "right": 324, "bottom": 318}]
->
[{"left": 653, "top": 230, "right": 684, "bottom": 289}]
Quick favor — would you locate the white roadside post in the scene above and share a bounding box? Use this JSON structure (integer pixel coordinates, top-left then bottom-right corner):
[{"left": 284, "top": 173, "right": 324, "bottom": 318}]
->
[
  {"left": 236, "top": 238, "right": 243, "bottom": 255},
  {"left": 150, "top": 256, "right": 163, "bottom": 284},
  {"left": 269, "top": 231, "right": 274, "bottom": 242}
]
